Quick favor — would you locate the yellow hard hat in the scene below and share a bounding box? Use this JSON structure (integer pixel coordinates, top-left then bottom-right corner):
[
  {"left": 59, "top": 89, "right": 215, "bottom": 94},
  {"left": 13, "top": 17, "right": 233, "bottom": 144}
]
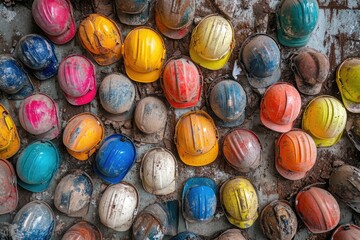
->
[
  {"left": 78, "top": 14, "right": 122, "bottom": 66},
  {"left": 220, "top": 177, "right": 259, "bottom": 229},
  {"left": 122, "top": 27, "right": 166, "bottom": 83},
  {"left": 189, "top": 14, "right": 235, "bottom": 70},
  {"left": 63, "top": 112, "right": 104, "bottom": 160},
  {"left": 174, "top": 110, "right": 219, "bottom": 166},
  {"left": 336, "top": 58, "right": 360, "bottom": 113},
  {"left": 302, "top": 95, "right": 347, "bottom": 147},
  {"left": 0, "top": 104, "right": 20, "bottom": 159}
]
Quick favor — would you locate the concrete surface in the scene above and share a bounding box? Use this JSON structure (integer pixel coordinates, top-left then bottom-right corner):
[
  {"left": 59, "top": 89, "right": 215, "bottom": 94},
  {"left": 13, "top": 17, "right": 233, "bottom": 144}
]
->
[{"left": 0, "top": 0, "right": 359, "bottom": 239}]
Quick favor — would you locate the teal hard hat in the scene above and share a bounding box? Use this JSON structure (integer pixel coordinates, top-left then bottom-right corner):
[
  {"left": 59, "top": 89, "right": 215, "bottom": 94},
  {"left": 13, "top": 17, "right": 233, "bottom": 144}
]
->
[
  {"left": 16, "top": 140, "right": 60, "bottom": 192},
  {"left": 276, "top": 0, "right": 319, "bottom": 47}
]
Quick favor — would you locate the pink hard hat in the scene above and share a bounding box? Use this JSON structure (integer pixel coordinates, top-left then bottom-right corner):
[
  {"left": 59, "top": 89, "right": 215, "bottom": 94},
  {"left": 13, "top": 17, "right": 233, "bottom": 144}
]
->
[
  {"left": 32, "top": 0, "right": 76, "bottom": 44},
  {"left": 0, "top": 158, "right": 18, "bottom": 214},
  {"left": 58, "top": 55, "right": 97, "bottom": 105}
]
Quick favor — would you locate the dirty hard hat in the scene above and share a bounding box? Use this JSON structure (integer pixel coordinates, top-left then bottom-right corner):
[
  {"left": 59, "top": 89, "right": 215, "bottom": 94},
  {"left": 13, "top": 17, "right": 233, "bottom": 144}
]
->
[
  {"left": 0, "top": 54, "right": 34, "bottom": 100},
  {"left": 63, "top": 112, "right": 104, "bottom": 161},
  {"left": 0, "top": 104, "right": 20, "bottom": 159},
  {"left": 134, "top": 96, "right": 167, "bottom": 134},
  {"left": 98, "top": 182, "right": 139, "bottom": 232},
  {"left": 329, "top": 164, "right": 360, "bottom": 213},
  {"left": 209, "top": 79, "right": 246, "bottom": 127},
  {"left": 302, "top": 95, "right": 347, "bottom": 147},
  {"left": 61, "top": 221, "right": 102, "bottom": 240},
  {"left": 94, "top": 134, "right": 137, "bottom": 184},
  {"left": 331, "top": 224, "right": 360, "bottom": 240},
  {"left": 122, "top": 26, "right": 166, "bottom": 83},
  {"left": 12, "top": 201, "right": 55, "bottom": 239},
  {"left": 239, "top": 34, "right": 281, "bottom": 89},
  {"left": 140, "top": 147, "right": 177, "bottom": 195},
  {"left": 115, "top": 0, "right": 150, "bottom": 25},
  {"left": 275, "top": 130, "right": 317, "bottom": 180},
  {"left": 175, "top": 110, "right": 219, "bottom": 166},
  {"left": 18, "top": 93, "right": 60, "bottom": 140},
  {"left": 161, "top": 56, "right": 203, "bottom": 108},
  {"left": 215, "top": 229, "right": 247, "bottom": 240},
  {"left": 276, "top": 0, "right": 319, "bottom": 47},
  {"left": 290, "top": 47, "right": 330, "bottom": 95},
  {"left": 16, "top": 140, "right": 60, "bottom": 193},
  {"left": 16, "top": 34, "right": 59, "bottom": 80},
  {"left": 54, "top": 171, "right": 93, "bottom": 217},
  {"left": 260, "top": 82, "right": 301, "bottom": 133},
  {"left": 260, "top": 200, "right": 298, "bottom": 240},
  {"left": 0, "top": 158, "right": 18, "bottom": 214},
  {"left": 336, "top": 58, "right": 360, "bottom": 113},
  {"left": 78, "top": 14, "right": 123, "bottom": 66},
  {"left": 347, "top": 117, "right": 360, "bottom": 151},
  {"left": 295, "top": 186, "right": 340, "bottom": 233},
  {"left": 32, "top": 0, "right": 75, "bottom": 44},
  {"left": 223, "top": 128, "right": 262, "bottom": 173},
  {"left": 220, "top": 177, "right": 259, "bottom": 229},
  {"left": 155, "top": 0, "right": 195, "bottom": 39},
  {"left": 182, "top": 177, "right": 217, "bottom": 222},
  {"left": 58, "top": 54, "right": 97, "bottom": 106},
  {"left": 170, "top": 231, "right": 203, "bottom": 240},
  {"left": 190, "top": 14, "right": 234, "bottom": 70}
]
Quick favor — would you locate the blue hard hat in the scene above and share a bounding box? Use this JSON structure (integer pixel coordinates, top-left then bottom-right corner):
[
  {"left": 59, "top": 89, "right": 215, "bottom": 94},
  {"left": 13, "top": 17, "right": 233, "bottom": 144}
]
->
[
  {"left": 276, "top": 0, "right": 319, "bottom": 47},
  {"left": 209, "top": 80, "right": 246, "bottom": 127},
  {"left": 94, "top": 134, "right": 137, "bottom": 184},
  {"left": 182, "top": 177, "right": 217, "bottom": 222},
  {"left": 16, "top": 34, "right": 58, "bottom": 80},
  {"left": 239, "top": 34, "right": 281, "bottom": 89},
  {"left": 12, "top": 201, "right": 55, "bottom": 240},
  {"left": 170, "top": 231, "right": 203, "bottom": 240},
  {"left": 16, "top": 140, "right": 60, "bottom": 193},
  {"left": 0, "top": 54, "right": 34, "bottom": 100}
]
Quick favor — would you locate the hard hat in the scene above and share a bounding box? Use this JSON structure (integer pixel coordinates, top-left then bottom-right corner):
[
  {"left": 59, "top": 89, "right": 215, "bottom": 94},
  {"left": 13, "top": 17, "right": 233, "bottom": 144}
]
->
[
  {"left": 260, "top": 82, "right": 301, "bottom": 133},
  {"left": 78, "top": 14, "right": 123, "bottom": 66},
  {"left": 155, "top": 0, "right": 195, "bottom": 39},
  {"left": 99, "top": 73, "right": 136, "bottom": 121},
  {"left": 114, "top": 0, "right": 149, "bottom": 25},
  {"left": 161, "top": 56, "right": 203, "bottom": 108},
  {"left": 260, "top": 200, "right": 297, "bottom": 240},
  {"left": 275, "top": 130, "right": 317, "bottom": 180},
  {"left": 15, "top": 34, "right": 59, "bottom": 80},
  {"left": 222, "top": 128, "right": 262, "bottom": 173},
  {"left": 220, "top": 177, "right": 258, "bottom": 229},
  {"left": 61, "top": 221, "right": 102, "bottom": 240},
  {"left": 189, "top": 15, "right": 234, "bottom": 70},
  {"left": 0, "top": 158, "right": 18, "bottom": 214},
  {"left": 63, "top": 112, "right": 104, "bottom": 161},
  {"left": 239, "top": 34, "right": 281, "bottom": 89},
  {"left": 336, "top": 58, "right": 360, "bottom": 113},
  {"left": 209, "top": 79, "right": 246, "bottom": 127},
  {"left": 182, "top": 177, "right": 217, "bottom": 222},
  {"left": 290, "top": 47, "right": 329, "bottom": 95},
  {"left": 175, "top": 110, "right": 219, "bottom": 166},
  {"left": 276, "top": 0, "right": 319, "bottom": 47},
  {"left": 170, "top": 232, "right": 203, "bottom": 240},
  {"left": 302, "top": 95, "right": 347, "bottom": 147},
  {"left": 329, "top": 165, "right": 360, "bottom": 213},
  {"left": 331, "top": 224, "right": 360, "bottom": 240},
  {"left": 132, "top": 203, "right": 168, "bottom": 240},
  {"left": 98, "top": 182, "right": 139, "bottom": 232},
  {"left": 140, "top": 147, "right": 177, "bottom": 195},
  {"left": 295, "top": 186, "right": 340, "bottom": 233},
  {"left": 0, "top": 55, "right": 34, "bottom": 100},
  {"left": 32, "top": 0, "right": 75, "bottom": 44},
  {"left": 94, "top": 134, "right": 137, "bottom": 184},
  {"left": 347, "top": 117, "right": 360, "bottom": 151},
  {"left": 134, "top": 96, "right": 167, "bottom": 134},
  {"left": 215, "top": 229, "right": 247, "bottom": 240},
  {"left": 12, "top": 201, "right": 55, "bottom": 239},
  {"left": 18, "top": 93, "right": 60, "bottom": 140},
  {"left": 122, "top": 27, "right": 166, "bottom": 83},
  {"left": 0, "top": 104, "right": 20, "bottom": 159},
  {"left": 58, "top": 54, "right": 97, "bottom": 106},
  {"left": 54, "top": 171, "right": 93, "bottom": 217},
  {"left": 16, "top": 140, "right": 60, "bottom": 192}
]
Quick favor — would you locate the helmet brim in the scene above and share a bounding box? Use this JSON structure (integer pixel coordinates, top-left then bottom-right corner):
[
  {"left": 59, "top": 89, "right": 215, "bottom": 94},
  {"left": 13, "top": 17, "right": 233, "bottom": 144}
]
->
[
  {"left": 141, "top": 178, "right": 176, "bottom": 196},
  {"left": 276, "top": 26, "right": 311, "bottom": 48},
  {"left": 125, "top": 64, "right": 162, "bottom": 83},
  {"left": 64, "top": 76, "right": 97, "bottom": 106},
  {"left": 212, "top": 111, "right": 245, "bottom": 128},
  {"left": 260, "top": 109, "right": 294, "bottom": 133},
  {"left": 155, "top": 13, "right": 192, "bottom": 40},
  {"left": 117, "top": 3, "right": 149, "bottom": 26},
  {"left": 190, "top": 47, "right": 231, "bottom": 71},
  {"left": 247, "top": 67, "right": 281, "bottom": 89},
  {"left": 177, "top": 142, "right": 218, "bottom": 166},
  {"left": 33, "top": 57, "right": 59, "bottom": 80},
  {"left": 275, "top": 159, "right": 307, "bottom": 180},
  {"left": 17, "top": 176, "right": 52, "bottom": 193},
  {"left": 102, "top": 101, "right": 136, "bottom": 121},
  {"left": 47, "top": 18, "right": 76, "bottom": 45},
  {"left": 337, "top": 80, "right": 360, "bottom": 113},
  {"left": 93, "top": 164, "right": 128, "bottom": 184},
  {"left": 294, "top": 73, "right": 322, "bottom": 96}
]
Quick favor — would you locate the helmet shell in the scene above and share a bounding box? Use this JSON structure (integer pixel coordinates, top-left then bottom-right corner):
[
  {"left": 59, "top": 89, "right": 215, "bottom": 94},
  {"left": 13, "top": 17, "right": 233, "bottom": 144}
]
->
[
  {"left": 115, "top": 0, "right": 150, "bottom": 25},
  {"left": 170, "top": 231, "right": 203, "bottom": 240},
  {"left": 331, "top": 224, "right": 360, "bottom": 240},
  {"left": 0, "top": 104, "right": 20, "bottom": 159},
  {"left": 216, "top": 229, "right": 247, "bottom": 240},
  {"left": 61, "top": 221, "right": 102, "bottom": 240},
  {"left": 0, "top": 159, "right": 18, "bottom": 214}
]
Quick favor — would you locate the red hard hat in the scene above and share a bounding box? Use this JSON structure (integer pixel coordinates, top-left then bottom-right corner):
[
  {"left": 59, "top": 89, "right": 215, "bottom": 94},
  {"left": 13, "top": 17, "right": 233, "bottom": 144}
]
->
[{"left": 331, "top": 224, "right": 360, "bottom": 240}]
